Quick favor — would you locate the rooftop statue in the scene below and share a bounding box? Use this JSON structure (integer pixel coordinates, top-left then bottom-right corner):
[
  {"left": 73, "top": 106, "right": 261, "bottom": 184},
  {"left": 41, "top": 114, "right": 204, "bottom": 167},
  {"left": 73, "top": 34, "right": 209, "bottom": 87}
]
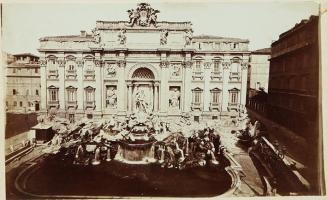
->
[{"left": 127, "top": 3, "right": 160, "bottom": 27}]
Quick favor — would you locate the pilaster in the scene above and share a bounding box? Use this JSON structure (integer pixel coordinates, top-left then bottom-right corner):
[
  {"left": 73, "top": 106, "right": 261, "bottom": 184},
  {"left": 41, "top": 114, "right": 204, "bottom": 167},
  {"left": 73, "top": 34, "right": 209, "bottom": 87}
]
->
[
  {"left": 182, "top": 60, "right": 193, "bottom": 112},
  {"left": 94, "top": 58, "right": 102, "bottom": 115},
  {"left": 222, "top": 60, "right": 231, "bottom": 111},
  {"left": 39, "top": 58, "right": 47, "bottom": 112},
  {"left": 241, "top": 61, "right": 248, "bottom": 107},
  {"left": 117, "top": 58, "right": 126, "bottom": 115},
  {"left": 57, "top": 58, "right": 66, "bottom": 114},
  {"left": 76, "top": 59, "right": 84, "bottom": 113},
  {"left": 203, "top": 61, "right": 211, "bottom": 111}
]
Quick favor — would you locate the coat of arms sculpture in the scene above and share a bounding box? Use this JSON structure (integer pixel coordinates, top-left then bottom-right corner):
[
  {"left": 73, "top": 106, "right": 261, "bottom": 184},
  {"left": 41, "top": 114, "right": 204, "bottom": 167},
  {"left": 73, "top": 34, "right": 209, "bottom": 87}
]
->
[{"left": 127, "top": 3, "right": 160, "bottom": 27}]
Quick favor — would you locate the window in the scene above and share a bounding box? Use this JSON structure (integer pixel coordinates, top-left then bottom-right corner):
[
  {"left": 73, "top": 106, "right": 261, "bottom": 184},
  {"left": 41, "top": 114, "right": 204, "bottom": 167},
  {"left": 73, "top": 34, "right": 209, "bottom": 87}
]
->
[
  {"left": 192, "top": 87, "right": 203, "bottom": 105},
  {"left": 195, "top": 61, "right": 201, "bottom": 71},
  {"left": 20, "top": 101, "right": 23, "bottom": 107},
  {"left": 68, "top": 65, "right": 75, "bottom": 71},
  {"left": 231, "top": 93, "right": 238, "bottom": 103},
  {"left": 213, "top": 61, "right": 221, "bottom": 72},
  {"left": 13, "top": 89, "right": 17, "bottom": 95},
  {"left": 194, "top": 116, "right": 200, "bottom": 122},
  {"left": 49, "top": 87, "right": 59, "bottom": 101},
  {"left": 194, "top": 91, "right": 201, "bottom": 103},
  {"left": 66, "top": 87, "right": 77, "bottom": 102},
  {"left": 14, "top": 101, "right": 17, "bottom": 107},
  {"left": 229, "top": 88, "right": 240, "bottom": 104},
  {"left": 212, "top": 90, "right": 220, "bottom": 104},
  {"left": 36, "top": 90, "right": 39, "bottom": 96},
  {"left": 13, "top": 68, "right": 16, "bottom": 73},
  {"left": 87, "top": 114, "right": 93, "bottom": 119},
  {"left": 212, "top": 116, "right": 218, "bottom": 120},
  {"left": 35, "top": 68, "right": 38, "bottom": 73},
  {"left": 230, "top": 62, "right": 239, "bottom": 72},
  {"left": 85, "top": 87, "right": 95, "bottom": 102},
  {"left": 6, "top": 101, "right": 8, "bottom": 107}
]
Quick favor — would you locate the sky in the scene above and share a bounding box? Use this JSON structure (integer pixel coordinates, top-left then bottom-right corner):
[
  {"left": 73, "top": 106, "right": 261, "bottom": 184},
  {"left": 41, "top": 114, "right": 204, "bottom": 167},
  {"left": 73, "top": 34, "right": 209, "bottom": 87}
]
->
[{"left": 1, "top": 0, "right": 320, "bottom": 55}]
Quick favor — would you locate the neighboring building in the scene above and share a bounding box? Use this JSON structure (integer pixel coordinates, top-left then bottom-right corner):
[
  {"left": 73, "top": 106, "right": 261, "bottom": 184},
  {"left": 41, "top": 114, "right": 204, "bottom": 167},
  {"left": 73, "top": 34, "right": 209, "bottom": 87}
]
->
[
  {"left": 38, "top": 3, "right": 250, "bottom": 122},
  {"left": 246, "top": 48, "right": 271, "bottom": 113},
  {"left": 267, "top": 15, "right": 319, "bottom": 139},
  {"left": 6, "top": 53, "right": 41, "bottom": 113}
]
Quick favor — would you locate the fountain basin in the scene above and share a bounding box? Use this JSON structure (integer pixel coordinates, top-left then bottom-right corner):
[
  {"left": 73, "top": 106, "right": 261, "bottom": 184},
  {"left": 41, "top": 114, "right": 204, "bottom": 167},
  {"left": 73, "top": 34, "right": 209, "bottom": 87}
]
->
[
  {"left": 11, "top": 154, "right": 233, "bottom": 198},
  {"left": 115, "top": 140, "right": 156, "bottom": 164}
]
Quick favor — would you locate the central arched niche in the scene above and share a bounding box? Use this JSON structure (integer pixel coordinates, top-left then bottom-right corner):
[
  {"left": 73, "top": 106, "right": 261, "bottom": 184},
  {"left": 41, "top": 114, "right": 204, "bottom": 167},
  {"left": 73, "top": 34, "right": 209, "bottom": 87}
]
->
[{"left": 132, "top": 67, "right": 155, "bottom": 80}]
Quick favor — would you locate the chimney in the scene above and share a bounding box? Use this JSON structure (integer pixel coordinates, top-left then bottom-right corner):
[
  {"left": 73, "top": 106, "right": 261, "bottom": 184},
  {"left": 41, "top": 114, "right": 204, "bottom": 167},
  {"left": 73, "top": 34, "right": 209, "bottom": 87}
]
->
[{"left": 80, "top": 30, "right": 86, "bottom": 37}]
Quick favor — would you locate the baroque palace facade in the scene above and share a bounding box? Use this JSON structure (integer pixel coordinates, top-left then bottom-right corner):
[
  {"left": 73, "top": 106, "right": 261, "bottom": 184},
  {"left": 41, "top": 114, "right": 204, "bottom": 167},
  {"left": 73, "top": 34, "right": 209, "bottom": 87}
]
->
[{"left": 38, "top": 3, "right": 250, "bottom": 122}]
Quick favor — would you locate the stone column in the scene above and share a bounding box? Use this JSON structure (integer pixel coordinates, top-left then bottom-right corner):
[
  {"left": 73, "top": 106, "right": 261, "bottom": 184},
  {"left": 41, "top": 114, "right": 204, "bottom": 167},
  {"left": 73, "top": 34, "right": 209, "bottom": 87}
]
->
[
  {"left": 241, "top": 62, "right": 248, "bottom": 108},
  {"left": 159, "top": 61, "right": 169, "bottom": 115},
  {"left": 222, "top": 60, "right": 231, "bottom": 112},
  {"left": 183, "top": 60, "right": 193, "bottom": 112},
  {"left": 127, "top": 83, "right": 133, "bottom": 113},
  {"left": 154, "top": 83, "right": 159, "bottom": 112},
  {"left": 117, "top": 60, "right": 126, "bottom": 115},
  {"left": 94, "top": 59, "right": 102, "bottom": 116},
  {"left": 57, "top": 58, "right": 66, "bottom": 116},
  {"left": 39, "top": 58, "right": 47, "bottom": 113},
  {"left": 133, "top": 84, "right": 139, "bottom": 112},
  {"left": 76, "top": 59, "right": 84, "bottom": 113},
  {"left": 203, "top": 61, "right": 211, "bottom": 111}
]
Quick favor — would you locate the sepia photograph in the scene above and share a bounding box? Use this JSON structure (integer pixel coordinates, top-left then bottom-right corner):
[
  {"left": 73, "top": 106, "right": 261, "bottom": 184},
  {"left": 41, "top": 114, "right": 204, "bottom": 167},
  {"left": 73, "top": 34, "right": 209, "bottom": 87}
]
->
[{"left": 1, "top": 0, "right": 326, "bottom": 198}]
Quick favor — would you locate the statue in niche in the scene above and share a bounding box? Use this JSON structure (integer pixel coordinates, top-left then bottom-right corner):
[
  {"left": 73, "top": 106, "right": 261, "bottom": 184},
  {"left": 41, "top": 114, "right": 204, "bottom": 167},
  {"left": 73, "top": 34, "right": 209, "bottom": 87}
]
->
[
  {"left": 169, "top": 88, "right": 180, "bottom": 109},
  {"left": 117, "top": 29, "right": 126, "bottom": 45},
  {"left": 160, "top": 30, "right": 168, "bottom": 45},
  {"left": 135, "top": 89, "right": 148, "bottom": 113},
  {"left": 92, "top": 29, "right": 101, "bottom": 44},
  {"left": 185, "top": 30, "right": 193, "bottom": 46},
  {"left": 106, "top": 87, "right": 117, "bottom": 108},
  {"left": 172, "top": 64, "right": 181, "bottom": 76},
  {"left": 106, "top": 64, "right": 116, "bottom": 77}
]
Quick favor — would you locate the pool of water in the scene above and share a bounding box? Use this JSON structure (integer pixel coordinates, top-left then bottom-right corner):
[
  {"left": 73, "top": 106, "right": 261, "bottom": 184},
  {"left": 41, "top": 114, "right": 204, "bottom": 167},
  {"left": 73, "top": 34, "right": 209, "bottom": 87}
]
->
[{"left": 20, "top": 154, "right": 232, "bottom": 197}]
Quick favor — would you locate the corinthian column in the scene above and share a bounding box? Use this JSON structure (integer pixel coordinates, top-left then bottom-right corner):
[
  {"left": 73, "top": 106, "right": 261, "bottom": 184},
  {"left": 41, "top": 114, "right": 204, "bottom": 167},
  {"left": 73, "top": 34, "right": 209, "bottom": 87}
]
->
[
  {"left": 127, "top": 83, "right": 133, "bottom": 113},
  {"left": 117, "top": 60, "right": 126, "bottom": 115},
  {"left": 222, "top": 60, "right": 231, "bottom": 111},
  {"left": 154, "top": 83, "right": 159, "bottom": 112}
]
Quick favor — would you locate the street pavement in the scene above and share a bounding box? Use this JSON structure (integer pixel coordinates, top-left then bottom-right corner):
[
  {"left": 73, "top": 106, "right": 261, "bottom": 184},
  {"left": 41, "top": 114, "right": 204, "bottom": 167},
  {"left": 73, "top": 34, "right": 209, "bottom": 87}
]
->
[{"left": 216, "top": 126, "right": 265, "bottom": 196}]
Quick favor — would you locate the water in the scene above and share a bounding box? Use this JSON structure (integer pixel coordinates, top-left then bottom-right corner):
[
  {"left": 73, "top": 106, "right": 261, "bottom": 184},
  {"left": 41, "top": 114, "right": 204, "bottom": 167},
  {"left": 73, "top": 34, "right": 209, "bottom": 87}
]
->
[{"left": 23, "top": 154, "right": 232, "bottom": 197}]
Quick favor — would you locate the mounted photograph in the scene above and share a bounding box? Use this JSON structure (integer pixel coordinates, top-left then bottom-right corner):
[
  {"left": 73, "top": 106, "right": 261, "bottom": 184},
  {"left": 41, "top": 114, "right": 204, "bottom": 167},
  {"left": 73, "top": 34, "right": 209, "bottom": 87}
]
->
[{"left": 2, "top": 0, "right": 326, "bottom": 198}]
